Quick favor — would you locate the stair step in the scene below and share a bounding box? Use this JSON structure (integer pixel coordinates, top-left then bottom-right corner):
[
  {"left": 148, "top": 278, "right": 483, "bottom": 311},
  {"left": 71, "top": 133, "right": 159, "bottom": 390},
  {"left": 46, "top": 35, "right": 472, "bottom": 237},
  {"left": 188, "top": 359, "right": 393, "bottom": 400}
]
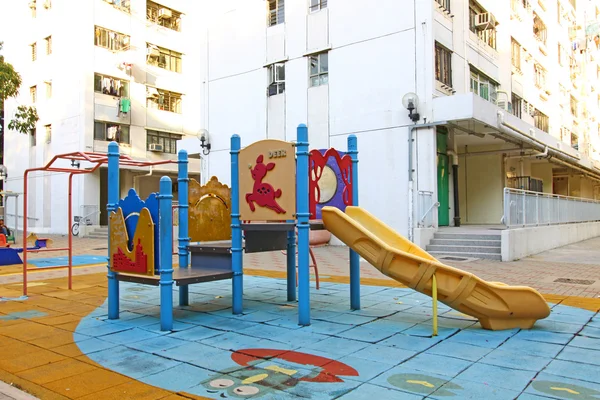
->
[
  {"left": 434, "top": 233, "right": 501, "bottom": 240},
  {"left": 426, "top": 245, "right": 500, "bottom": 254},
  {"left": 430, "top": 239, "right": 501, "bottom": 247},
  {"left": 429, "top": 251, "right": 502, "bottom": 261}
]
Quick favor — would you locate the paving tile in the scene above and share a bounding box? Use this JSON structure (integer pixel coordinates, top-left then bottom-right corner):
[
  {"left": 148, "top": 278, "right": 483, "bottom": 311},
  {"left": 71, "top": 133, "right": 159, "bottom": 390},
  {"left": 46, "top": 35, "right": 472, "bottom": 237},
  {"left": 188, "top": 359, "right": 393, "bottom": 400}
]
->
[
  {"left": 43, "top": 368, "right": 132, "bottom": 398},
  {"left": 77, "top": 322, "right": 131, "bottom": 337},
  {"left": 402, "top": 324, "right": 459, "bottom": 339},
  {"left": 426, "top": 340, "right": 492, "bottom": 362},
  {"left": 327, "top": 313, "right": 377, "bottom": 326},
  {"left": 546, "top": 311, "right": 593, "bottom": 325},
  {"left": 499, "top": 338, "right": 564, "bottom": 358},
  {"left": 125, "top": 335, "right": 188, "bottom": 353},
  {"left": 447, "top": 330, "right": 512, "bottom": 349},
  {"left": 456, "top": 363, "right": 538, "bottom": 392},
  {"left": 305, "top": 337, "right": 369, "bottom": 357},
  {"left": 556, "top": 345, "right": 600, "bottom": 366},
  {"left": 77, "top": 380, "right": 171, "bottom": 400},
  {"left": 345, "top": 307, "right": 398, "bottom": 318},
  {"left": 516, "top": 394, "right": 554, "bottom": 400},
  {"left": 544, "top": 359, "right": 600, "bottom": 384},
  {"left": 160, "top": 342, "right": 242, "bottom": 372},
  {"left": 569, "top": 335, "right": 600, "bottom": 350},
  {"left": 233, "top": 310, "right": 281, "bottom": 323},
  {"left": 362, "top": 319, "right": 416, "bottom": 332},
  {"left": 369, "top": 365, "right": 451, "bottom": 397},
  {"left": 525, "top": 372, "right": 600, "bottom": 399},
  {"left": 271, "top": 330, "right": 330, "bottom": 348},
  {"left": 400, "top": 353, "right": 472, "bottom": 378},
  {"left": 238, "top": 324, "right": 292, "bottom": 341},
  {"left": 140, "top": 321, "right": 198, "bottom": 334},
  {"left": 379, "top": 333, "right": 443, "bottom": 352},
  {"left": 72, "top": 337, "right": 116, "bottom": 355},
  {"left": 351, "top": 344, "right": 416, "bottom": 365},
  {"left": 580, "top": 326, "right": 600, "bottom": 339},
  {"left": 284, "top": 376, "right": 362, "bottom": 399},
  {"left": 479, "top": 349, "right": 552, "bottom": 372},
  {"left": 334, "top": 355, "right": 395, "bottom": 382},
  {"left": 337, "top": 382, "right": 421, "bottom": 399},
  {"left": 168, "top": 325, "right": 223, "bottom": 341},
  {"left": 430, "top": 378, "right": 521, "bottom": 400},
  {"left": 97, "top": 327, "right": 161, "bottom": 345},
  {"left": 512, "top": 329, "right": 574, "bottom": 345},
  {"left": 533, "top": 319, "right": 584, "bottom": 334},
  {"left": 201, "top": 332, "right": 277, "bottom": 351},
  {"left": 264, "top": 316, "right": 305, "bottom": 330},
  {"left": 300, "top": 320, "right": 352, "bottom": 335},
  {"left": 334, "top": 325, "right": 395, "bottom": 343},
  {"left": 17, "top": 358, "right": 97, "bottom": 385},
  {"left": 139, "top": 363, "right": 214, "bottom": 392},
  {"left": 0, "top": 349, "right": 66, "bottom": 373},
  {"left": 86, "top": 346, "right": 181, "bottom": 379}
]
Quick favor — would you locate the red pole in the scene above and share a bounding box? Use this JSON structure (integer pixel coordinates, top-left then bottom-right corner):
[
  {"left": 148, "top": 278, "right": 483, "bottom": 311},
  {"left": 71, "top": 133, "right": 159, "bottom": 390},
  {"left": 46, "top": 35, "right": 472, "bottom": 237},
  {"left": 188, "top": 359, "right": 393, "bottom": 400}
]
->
[
  {"left": 68, "top": 173, "right": 73, "bottom": 290},
  {"left": 22, "top": 171, "right": 29, "bottom": 296}
]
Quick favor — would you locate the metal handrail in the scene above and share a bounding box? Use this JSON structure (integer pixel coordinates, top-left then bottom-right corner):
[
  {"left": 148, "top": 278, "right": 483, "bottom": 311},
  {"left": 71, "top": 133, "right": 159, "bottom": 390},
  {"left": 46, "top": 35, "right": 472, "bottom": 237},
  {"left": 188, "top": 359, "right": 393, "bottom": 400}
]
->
[{"left": 420, "top": 201, "right": 440, "bottom": 225}]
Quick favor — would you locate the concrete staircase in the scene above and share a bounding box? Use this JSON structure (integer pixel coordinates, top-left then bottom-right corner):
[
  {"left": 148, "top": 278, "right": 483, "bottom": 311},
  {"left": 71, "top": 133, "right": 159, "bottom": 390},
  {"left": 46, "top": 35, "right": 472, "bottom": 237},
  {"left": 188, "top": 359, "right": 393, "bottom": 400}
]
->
[
  {"left": 86, "top": 226, "right": 108, "bottom": 239},
  {"left": 426, "top": 232, "right": 502, "bottom": 261}
]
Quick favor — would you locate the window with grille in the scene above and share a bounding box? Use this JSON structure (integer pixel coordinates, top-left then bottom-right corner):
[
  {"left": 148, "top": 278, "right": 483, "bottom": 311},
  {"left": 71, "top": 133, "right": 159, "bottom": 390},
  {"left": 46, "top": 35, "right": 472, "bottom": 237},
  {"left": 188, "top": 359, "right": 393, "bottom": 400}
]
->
[
  {"left": 94, "top": 121, "right": 130, "bottom": 144},
  {"left": 435, "top": 0, "right": 450, "bottom": 12},
  {"left": 94, "top": 73, "right": 129, "bottom": 97},
  {"left": 533, "top": 13, "right": 547, "bottom": 44},
  {"left": 31, "top": 43, "right": 37, "bottom": 61},
  {"left": 46, "top": 82, "right": 52, "bottom": 99},
  {"left": 30, "top": 0, "right": 36, "bottom": 17},
  {"left": 534, "top": 110, "right": 549, "bottom": 133},
  {"left": 147, "top": 44, "right": 182, "bottom": 73},
  {"left": 435, "top": 43, "right": 452, "bottom": 87},
  {"left": 511, "top": 39, "right": 521, "bottom": 70},
  {"left": 147, "top": 1, "right": 182, "bottom": 32},
  {"left": 571, "top": 132, "right": 579, "bottom": 149},
  {"left": 30, "top": 86, "right": 37, "bottom": 103},
  {"left": 147, "top": 88, "right": 182, "bottom": 113},
  {"left": 309, "top": 52, "right": 328, "bottom": 87},
  {"left": 267, "top": 63, "right": 285, "bottom": 96},
  {"left": 469, "top": 68, "right": 498, "bottom": 103},
  {"left": 310, "top": 0, "right": 327, "bottom": 12},
  {"left": 534, "top": 63, "right": 547, "bottom": 88},
  {"left": 570, "top": 95, "right": 578, "bottom": 116},
  {"left": 511, "top": 93, "right": 522, "bottom": 118},
  {"left": 268, "top": 0, "right": 284, "bottom": 26},
  {"left": 94, "top": 26, "right": 130, "bottom": 51},
  {"left": 45, "top": 36, "right": 52, "bottom": 55},
  {"left": 45, "top": 125, "right": 51, "bottom": 144},
  {"left": 147, "top": 130, "right": 180, "bottom": 154},
  {"left": 469, "top": 1, "right": 497, "bottom": 49}
]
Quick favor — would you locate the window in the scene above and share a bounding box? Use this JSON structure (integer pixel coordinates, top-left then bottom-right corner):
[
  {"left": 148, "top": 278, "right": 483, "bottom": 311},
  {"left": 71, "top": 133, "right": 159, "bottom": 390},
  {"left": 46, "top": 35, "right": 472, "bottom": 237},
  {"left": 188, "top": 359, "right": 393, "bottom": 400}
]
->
[
  {"left": 570, "top": 95, "right": 578, "bottom": 116},
  {"left": 435, "top": 43, "right": 452, "bottom": 87},
  {"left": 268, "top": 0, "right": 284, "bottom": 26},
  {"left": 146, "top": 44, "right": 182, "bottom": 73},
  {"left": 45, "top": 125, "right": 51, "bottom": 144},
  {"left": 534, "top": 63, "right": 547, "bottom": 89},
  {"left": 571, "top": 132, "right": 579, "bottom": 149},
  {"left": 94, "top": 121, "right": 130, "bottom": 144},
  {"left": 147, "top": 1, "right": 182, "bottom": 32},
  {"left": 108, "top": 0, "right": 130, "bottom": 12},
  {"left": 147, "top": 88, "right": 182, "bottom": 113},
  {"left": 511, "top": 93, "right": 522, "bottom": 118},
  {"left": 46, "top": 81, "right": 52, "bottom": 99},
  {"left": 45, "top": 36, "right": 52, "bottom": 55},
  {"left": 31, "top": 43, "right": 37, "bottom": 61},
  {"left": 310, "top": 0, "right": 327, "bottom": 12},
  {"left": 533, "top": 13, "right": 547, "bottom": 44},
  {"left": 436, "top": 0, "right": 451, "bottom": 11},
  {"left": 30, "top": 86, "right": 37, "bottom": 103},
  {"left": 30, "top": 128, "right": 36, "bottom": 147},
  {"left": 511, "top": 39, "right": 521, "bottom": 70},
  {"left": 94, "top": 26, "right": 130, "bottom": 51},
  {"left": 94, "top": 73, "right": 129, "bottom": 97},
  {"left": 267, "top": 63, "right": 285, "bottom": 96},
  {"left": 309, "top": 52, "right": 328, "bottom": 87},
  {"left": 469, "top": 1, "right": 497, "bottom": 49},
  {"left": 534, "top": 110, "right": 549, "bottom": 132},
  {"left": 147, "top": 130, "right": 180, "bottom": 154},
  {"left": 470, "top": 68, "right": 498, "bottom": 102}
]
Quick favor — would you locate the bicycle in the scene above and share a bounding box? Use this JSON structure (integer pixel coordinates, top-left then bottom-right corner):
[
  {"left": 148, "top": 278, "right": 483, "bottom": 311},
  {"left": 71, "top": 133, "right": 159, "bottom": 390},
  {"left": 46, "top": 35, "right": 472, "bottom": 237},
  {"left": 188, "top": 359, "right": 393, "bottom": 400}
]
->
[{"left": 71, "top": 210, "right": 100, "bottom": 236}]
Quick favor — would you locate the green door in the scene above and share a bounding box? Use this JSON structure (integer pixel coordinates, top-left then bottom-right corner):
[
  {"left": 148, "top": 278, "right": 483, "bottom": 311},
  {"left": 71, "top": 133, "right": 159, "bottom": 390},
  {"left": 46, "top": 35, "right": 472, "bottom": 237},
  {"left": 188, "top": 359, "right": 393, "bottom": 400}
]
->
[{"left": 437, "top": 130, "right": 450, "bottom": 226}]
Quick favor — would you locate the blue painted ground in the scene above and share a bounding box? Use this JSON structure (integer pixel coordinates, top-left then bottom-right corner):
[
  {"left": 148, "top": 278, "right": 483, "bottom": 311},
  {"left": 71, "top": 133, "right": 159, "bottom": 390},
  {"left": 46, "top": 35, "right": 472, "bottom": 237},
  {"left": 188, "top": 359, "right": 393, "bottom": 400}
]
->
[
  {"left": 27, "top": 255, "right": 107, "bottom": 268},
  {"left": 74, "top": 276, "right": 600, "bottom": 399}
]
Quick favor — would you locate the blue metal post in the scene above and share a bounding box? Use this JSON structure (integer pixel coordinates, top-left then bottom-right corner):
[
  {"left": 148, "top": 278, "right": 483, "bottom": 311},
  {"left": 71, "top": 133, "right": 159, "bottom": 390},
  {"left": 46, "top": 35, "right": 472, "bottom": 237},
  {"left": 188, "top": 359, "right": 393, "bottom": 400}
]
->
[
  {"left": 178, "top": 150, "right": 190, "bottom": 306},
  {"left": 231, "top": 135, "right": 243, "bottom": 314},
  {"left": 296, "top": 124, "right": 310, "bottom": 326},
  {"left": 158, "top": 177, "right": 174, "bottom": 331},
  {"left": 286, "top": 220, "right": 296, "bottom": 302},
  {"left": 348, "top": 135, "right": 360, "bottom": 310},
  {"left": 107, "top": 142, "right": 120, "bottom": 320}
]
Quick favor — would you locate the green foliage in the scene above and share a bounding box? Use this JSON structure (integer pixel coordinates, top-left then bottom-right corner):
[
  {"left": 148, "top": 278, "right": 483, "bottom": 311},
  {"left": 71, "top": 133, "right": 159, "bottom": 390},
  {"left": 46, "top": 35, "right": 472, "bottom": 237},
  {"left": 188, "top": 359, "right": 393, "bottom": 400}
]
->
[
  {"left": 7, "top": 105, "right": 38, "bottom": 135},
  {"left": 0, "top": 41, "right": 22, "bottom": 103}
]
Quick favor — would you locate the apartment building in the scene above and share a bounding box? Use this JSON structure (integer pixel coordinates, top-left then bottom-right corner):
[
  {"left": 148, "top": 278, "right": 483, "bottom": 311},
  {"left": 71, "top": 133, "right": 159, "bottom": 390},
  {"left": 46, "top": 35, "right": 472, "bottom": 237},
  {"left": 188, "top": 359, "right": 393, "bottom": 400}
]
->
[
  {"left": 176, "top": 0, "right": 600, "bottom": 258},
  {"left": 2, "top": 0, "right": 203, "bottom": 233}
]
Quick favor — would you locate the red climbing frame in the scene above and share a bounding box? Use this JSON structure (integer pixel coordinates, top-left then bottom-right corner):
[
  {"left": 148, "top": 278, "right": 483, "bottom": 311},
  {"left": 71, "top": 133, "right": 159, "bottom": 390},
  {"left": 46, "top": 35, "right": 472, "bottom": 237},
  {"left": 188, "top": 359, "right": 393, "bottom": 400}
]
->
[{"left": 22, "top": 151, "right": 175, "bottom": 295}]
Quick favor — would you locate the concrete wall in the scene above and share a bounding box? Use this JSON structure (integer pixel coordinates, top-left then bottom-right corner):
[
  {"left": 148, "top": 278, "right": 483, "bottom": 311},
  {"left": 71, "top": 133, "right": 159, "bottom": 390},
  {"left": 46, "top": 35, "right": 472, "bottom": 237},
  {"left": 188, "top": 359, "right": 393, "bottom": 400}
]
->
[{"left": 502, "top": 222, "right": 600, "bottom": 261}]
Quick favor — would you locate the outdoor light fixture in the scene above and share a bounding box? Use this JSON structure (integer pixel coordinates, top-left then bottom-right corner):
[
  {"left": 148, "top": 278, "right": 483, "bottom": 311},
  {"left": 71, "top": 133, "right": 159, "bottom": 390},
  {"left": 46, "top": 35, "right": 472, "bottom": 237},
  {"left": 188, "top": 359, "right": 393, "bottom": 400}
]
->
[
  {"left": 402, "top": 92, "right": 421, "bottom": 123},
  {"left": 0, "top": 165, "right": 7, "bottom": 180},
  {"left": 199, "top": 130, "right": 211, "bottom": 156}
]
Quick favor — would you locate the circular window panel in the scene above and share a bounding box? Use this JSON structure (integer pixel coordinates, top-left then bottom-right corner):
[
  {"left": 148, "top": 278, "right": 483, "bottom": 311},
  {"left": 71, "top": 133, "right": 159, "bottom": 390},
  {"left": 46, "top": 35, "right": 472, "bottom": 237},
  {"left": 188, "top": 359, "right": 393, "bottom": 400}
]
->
[{"left": 318, "top": 165, "right": 338, "bottom": 204}]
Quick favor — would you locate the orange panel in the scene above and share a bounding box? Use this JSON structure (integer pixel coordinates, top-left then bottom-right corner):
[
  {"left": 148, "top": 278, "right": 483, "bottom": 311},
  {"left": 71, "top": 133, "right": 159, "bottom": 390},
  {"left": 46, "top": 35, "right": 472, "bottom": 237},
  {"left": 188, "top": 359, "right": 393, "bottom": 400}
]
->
[{"left": 188, "top": 177, "right": 232, "bottom": 242}]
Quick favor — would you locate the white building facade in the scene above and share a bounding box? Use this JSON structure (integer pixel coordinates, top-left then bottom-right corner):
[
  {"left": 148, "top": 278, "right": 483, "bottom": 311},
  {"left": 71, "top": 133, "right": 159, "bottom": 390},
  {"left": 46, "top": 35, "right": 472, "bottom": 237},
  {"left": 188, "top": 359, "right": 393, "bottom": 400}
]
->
[{"left": 2, "top": 0, "right": 203, "bottom": 233}]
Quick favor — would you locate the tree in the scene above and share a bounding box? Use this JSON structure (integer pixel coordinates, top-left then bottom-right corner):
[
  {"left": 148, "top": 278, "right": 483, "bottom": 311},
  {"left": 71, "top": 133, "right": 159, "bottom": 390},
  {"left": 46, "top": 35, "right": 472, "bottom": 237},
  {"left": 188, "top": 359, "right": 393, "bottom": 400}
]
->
[{"left": 0, "top": 41, "right": 38, "bottom": 135}]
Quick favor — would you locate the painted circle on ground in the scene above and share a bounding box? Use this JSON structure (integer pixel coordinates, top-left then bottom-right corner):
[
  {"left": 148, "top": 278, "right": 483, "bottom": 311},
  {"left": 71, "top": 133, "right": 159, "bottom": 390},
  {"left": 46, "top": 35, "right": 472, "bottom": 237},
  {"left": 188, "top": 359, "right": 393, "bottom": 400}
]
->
[{"left": 317, "top": 165, "right": 338, "bottom": 204}]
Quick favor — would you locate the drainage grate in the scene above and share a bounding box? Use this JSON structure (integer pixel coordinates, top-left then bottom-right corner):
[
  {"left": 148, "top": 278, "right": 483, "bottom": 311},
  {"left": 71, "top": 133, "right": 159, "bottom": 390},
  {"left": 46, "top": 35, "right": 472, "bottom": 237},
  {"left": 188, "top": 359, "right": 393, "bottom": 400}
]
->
[
  {"left": 92, "top": 247, "right": 108, "bottom": 251},
  {"left": 440, "top": 256, "right": 469, "bottom": 262},
  {"left": 554, "top": 278, "right": 595, "bottom": 285}
]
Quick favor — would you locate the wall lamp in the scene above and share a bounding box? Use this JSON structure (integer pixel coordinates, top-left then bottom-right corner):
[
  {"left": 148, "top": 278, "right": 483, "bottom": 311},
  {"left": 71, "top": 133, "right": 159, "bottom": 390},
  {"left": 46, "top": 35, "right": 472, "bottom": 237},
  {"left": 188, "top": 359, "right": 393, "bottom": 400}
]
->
[
  {"left": 0, "top": 165, "right": 7, "bottom": 180},
  {"left": 71, "top": 159, "right": 81, "bottom": 169},
  {"left": 199, "top": 130, "right": 211, "bottom": 156},
  {"left": 402, "top": 92, "right": 421, "bottom": 123}
]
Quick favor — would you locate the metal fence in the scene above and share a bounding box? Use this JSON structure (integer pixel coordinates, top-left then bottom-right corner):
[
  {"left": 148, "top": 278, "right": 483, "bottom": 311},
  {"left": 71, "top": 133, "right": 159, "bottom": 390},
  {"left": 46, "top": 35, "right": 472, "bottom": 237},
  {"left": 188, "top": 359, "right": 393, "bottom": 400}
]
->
[
  {"left": 418, "top": 191, "right": 438, "bottom": 228},
  {"left": 503, "top": 187, "right": 600, "bottom": 228}
]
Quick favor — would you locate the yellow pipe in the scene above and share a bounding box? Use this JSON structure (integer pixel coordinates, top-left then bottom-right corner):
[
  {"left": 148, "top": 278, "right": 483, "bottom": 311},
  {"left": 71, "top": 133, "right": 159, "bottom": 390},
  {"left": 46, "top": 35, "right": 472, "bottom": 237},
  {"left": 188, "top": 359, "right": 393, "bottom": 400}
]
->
[{"left": 432, "top": 274, "right": 438, "bottom": 337}]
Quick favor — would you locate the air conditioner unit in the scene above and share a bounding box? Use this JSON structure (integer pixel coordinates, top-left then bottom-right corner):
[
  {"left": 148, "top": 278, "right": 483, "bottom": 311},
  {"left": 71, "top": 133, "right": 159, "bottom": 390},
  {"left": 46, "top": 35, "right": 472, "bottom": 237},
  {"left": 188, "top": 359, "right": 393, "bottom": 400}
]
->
[
  {"left": 158, "top": 8, "right": 172, "bottom": 19},
  {"left": 149, "top": 143, "right": 164, "bottom": 152},
  {"left": 475, "top": 13, "right": 497, "bottom": 30}
]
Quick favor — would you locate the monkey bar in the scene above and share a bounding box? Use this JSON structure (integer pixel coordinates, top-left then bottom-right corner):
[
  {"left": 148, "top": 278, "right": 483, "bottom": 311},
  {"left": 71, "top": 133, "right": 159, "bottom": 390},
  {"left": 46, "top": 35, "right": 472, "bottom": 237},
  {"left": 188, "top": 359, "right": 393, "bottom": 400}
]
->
[{"left": 22, "top": 151, "right": 176, "bottom": 295}]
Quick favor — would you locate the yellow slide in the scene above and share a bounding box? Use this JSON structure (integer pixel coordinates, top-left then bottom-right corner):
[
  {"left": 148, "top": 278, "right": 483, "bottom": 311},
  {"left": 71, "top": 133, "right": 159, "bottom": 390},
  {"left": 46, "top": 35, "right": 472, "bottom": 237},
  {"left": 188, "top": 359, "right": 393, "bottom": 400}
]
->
[{"left": 321, "top": 206, "right": 550, "bottom": 330}]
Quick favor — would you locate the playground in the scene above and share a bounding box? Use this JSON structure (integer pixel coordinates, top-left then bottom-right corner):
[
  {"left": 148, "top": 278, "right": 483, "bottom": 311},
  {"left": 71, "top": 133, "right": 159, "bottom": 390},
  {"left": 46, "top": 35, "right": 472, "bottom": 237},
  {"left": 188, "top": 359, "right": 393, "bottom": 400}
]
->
[{"left": 0, "top": 124, "right": 599, "bottom": 399}]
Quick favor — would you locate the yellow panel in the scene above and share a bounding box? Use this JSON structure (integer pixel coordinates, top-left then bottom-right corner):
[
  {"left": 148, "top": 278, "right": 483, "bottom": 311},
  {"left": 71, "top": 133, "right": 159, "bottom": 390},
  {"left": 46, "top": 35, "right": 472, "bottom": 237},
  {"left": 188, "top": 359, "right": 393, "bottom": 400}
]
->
[
  {"left": 109, "top": 208, "right": 155, "bottom": 276},
  {"left": 188, "top": 176, "right": 232, "bottom": 242},
  {"left": 238, "top": 140, "right": 296, "bottom": 221}
]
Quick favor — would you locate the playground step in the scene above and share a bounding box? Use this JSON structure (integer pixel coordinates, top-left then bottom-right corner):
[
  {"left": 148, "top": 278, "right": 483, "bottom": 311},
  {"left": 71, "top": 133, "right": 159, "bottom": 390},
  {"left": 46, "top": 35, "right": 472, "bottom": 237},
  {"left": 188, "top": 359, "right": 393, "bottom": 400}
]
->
[
  {"left": 430, "top": 238, "right": 501, "bottom": 247},
  {"left": 428, "top": 251, "right": 502, "bottom": 261},
  {"left": 426, "top": 245, "right": 501, "bottom": 254},
  {"left": 433, "top": 233, "right": 501, "bottom": 241}
]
